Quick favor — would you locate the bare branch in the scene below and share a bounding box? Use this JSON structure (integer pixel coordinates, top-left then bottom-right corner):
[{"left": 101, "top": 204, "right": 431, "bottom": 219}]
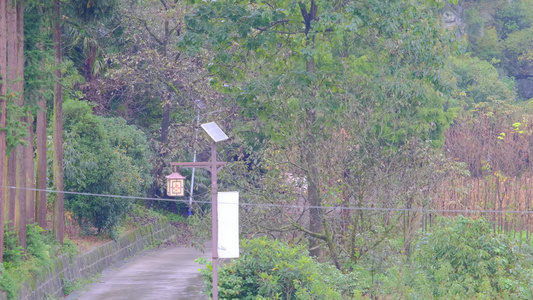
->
[
  {"left": 256, "top": 19, "right": 289, "bottom": 32},
  {"left": 290, "top": 221, "right": 326, "bottom": 240},
  {"left": 128, "top": 15, "right": 165, "bottom": 45}
]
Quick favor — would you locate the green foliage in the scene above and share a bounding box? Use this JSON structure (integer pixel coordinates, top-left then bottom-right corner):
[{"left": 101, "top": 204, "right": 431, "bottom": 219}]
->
[
  {"left": 155, "top": 210, "right": 187, "bottom": 223},
  {"left": 475, "top": 27, "right": 501, "bottom": 62},
  {"left": 0, "top": 262, "right": 17, "bottom": 300},
  {"left": 448, "top": 55, "right": 516, "bottom": 106},
  {"left": 62, "top": 274, "right": 101, "bottom": 296},
  {"left": 495, "top": 0, "right": 533, "bottom": 39},
  {"left": 463, "top": 0, "right": 533, "bottom": 86},
  {"left": 62, "top": 0, "right": 123, "bottom": 78},
  {"left": 465, "top": 7, "right": 486, "bottom": 41},
  {"left": 184, "top": 0, "right": 457, "bottom": 148},
  {"left": 60, "top": 238, "right": 80, "bottom": 259},
  {"left": 198, "top": 237, "right": 344, "bottom": 299},
  {"left": 502, "top": 27, "right": 533, "bottom": 78},
  {"left": 382, "top": 216, "right": 533, "bottom": 298},
  {"left": 0, "top": 223, "right": 57, "bottom": 299},
  {"left": 62, "top": 278, "right": 76, "bottom": 296},
  {"left": 130, "top": 204, "right": 165, "bottom": 223},
  {"left": 25, "top": 224, "right": 52, "bottom": 267},
  {"left": 24, "top": 0, "right": 56, "bottom": 108},
  {"left": 3, "top": 223, "right": 23, "bottom": 267},
  {"left": 4, "top": 99, "right": 29, "bottom": 152},
  {"left": 61, "top": 99, "right": 152, "bottom": 235}
]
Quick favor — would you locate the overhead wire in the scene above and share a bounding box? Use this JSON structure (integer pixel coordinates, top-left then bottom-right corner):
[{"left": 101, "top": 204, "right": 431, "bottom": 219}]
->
[{"left": 6, "top": 185, "right": 533, "bottom": 215}]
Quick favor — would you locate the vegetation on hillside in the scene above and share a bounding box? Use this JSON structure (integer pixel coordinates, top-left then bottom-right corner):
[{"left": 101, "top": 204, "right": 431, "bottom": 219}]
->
[{"left": 3, "top": 0, "right": 533, "bottom": 298}]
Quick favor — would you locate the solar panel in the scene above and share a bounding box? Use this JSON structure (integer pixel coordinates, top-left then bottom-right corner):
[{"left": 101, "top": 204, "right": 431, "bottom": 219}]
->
[{"left": 201, "top": 122, "right": 229, "bottom": 142}]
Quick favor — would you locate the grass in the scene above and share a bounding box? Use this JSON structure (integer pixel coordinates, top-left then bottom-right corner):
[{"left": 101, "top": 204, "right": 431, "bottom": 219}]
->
[
  {"left": 62, "top": 274, "right": 101, "bottom": 296},
  {"left": 154, "top": 209, "right": 188, "bottom": 223}
]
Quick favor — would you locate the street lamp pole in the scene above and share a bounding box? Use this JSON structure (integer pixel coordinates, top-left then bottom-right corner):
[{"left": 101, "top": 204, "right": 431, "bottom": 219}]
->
[
  {"left": 210, "top": 141, "right": 219, "bottom": 300},
  {"left": 170, "top": 122, "right": 228, "bottom": 300}
]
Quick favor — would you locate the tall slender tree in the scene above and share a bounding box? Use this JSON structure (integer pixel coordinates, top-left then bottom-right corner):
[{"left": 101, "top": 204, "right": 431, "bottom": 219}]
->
[
  {"left": 15, "top": 0, "right": 26, "bottom": 248},
  {"left": 0, "top": 0, "right": 7, "bottom": 262},
  {"left": 24, "top": 119, "right": 33, "bottom": 224},
  {"left": 6, "top": 0, "right": 17, "bottom": 228},
  {"left": 27, "top": 3, "right": 51, "bottom": 230},
  {"left": 35, "top": 87, "right": 46, "bottom": 229},
  {"left": 53, "top": 0, "right": 64, "bottom": 244}
]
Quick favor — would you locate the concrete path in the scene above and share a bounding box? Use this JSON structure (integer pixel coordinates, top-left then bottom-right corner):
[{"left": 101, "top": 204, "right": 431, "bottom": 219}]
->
[{"left": 66, "top": 244, "right": 211, "bottom": 300}]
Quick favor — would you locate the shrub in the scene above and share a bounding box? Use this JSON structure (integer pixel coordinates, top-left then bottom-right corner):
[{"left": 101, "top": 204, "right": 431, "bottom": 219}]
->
[
  {"left": 197, "top": 237, "right": 344, "bottom": 299},
  {"left": 3, "top": 223, "right": 23, "bottom": 266},
  {"left": 155, "top": 209, "right": 187, "bottom": 223},
  {"left": 448, "top": 55, "right": 516, "bottom": 106},
  {"left": 0, "top": 223, "right": 58, "bottom": 299},
  {"left": 61, "top": 99, "right": 152, "bottom": 235},
  {"left": 383, "top": 216, "right": 533, "bottom": 298},
  {"left": 25, "top": 224, "right": 51, "bottom": 267}
]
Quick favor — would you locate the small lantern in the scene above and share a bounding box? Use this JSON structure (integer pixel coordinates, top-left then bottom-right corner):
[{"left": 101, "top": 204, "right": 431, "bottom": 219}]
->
[{"left": 166, "top": 172, "right": 186, "bottom": 196}]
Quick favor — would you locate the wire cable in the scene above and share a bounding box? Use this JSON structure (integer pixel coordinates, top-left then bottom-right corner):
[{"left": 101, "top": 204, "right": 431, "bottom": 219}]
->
[{"left": 7, "top": 185, "right": 533, "bottom": 214}]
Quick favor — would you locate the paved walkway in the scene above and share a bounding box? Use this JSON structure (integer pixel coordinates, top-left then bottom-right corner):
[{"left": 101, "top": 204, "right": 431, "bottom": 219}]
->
[{"left": 66, "top": 244, "right": 211, "bottom": 300}]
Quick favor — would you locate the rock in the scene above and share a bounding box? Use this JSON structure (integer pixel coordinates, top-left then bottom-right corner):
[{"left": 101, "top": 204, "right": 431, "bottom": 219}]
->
[
  {"left": 516, "top": 78, "right": 533, "bottom": 100},
  {"left": 442, "top": 2, "right": 465, "bottom": 38}
]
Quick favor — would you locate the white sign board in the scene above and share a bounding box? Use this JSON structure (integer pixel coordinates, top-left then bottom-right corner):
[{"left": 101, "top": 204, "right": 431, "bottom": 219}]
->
[{"left": 218, "top": 192, "right": 239, "bottom": 258}]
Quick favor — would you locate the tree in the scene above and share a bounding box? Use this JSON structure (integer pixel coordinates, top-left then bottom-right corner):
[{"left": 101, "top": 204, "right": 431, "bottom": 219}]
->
[
  {"left": 61, "top": 99, "right": 152, "bottom": 236},
  {"left": 6, "top": 0, "right": 17, "bottom": 231},
  {"left": 21, "top": 0, "right": 61, "bottom": 231},
  {"left": 82, "top": 0, "right": 222, "bottom": 207},
  {"left": 184, "top": 0, "right": 456, "bottom": 259},
  {"left": 62, "top": 0, "right": 121, "bottom": 81},
  {"left": 53, "top": 0, "right": 64, "bottom": 244},
  {"left": 0, "top": 0, "right": 7, "bottom": 262},
  {"left": 15, "top": 0, "right": 26, "bottom": 249},
  {"left": 35, "top": 86, "right": 47, "bottom": 230},
  {"left": 4, "top": 0, "right": 29, "bottom": 248}
]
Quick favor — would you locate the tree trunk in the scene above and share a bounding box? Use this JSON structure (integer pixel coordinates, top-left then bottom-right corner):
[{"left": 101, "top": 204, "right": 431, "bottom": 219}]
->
[
  {"left": 161, "top": 100, "right": 171, "bottom": 143},
  {"left": 52, "top": 0, "right": 64, "bottom": 244},
  {"left": 5, "top": 0, "right": 16, "bottom": 229},
  {"left": 147, "top": 100, "right": 171, "bottom": 205},
  {"left": 6, "top": 154, "right": 15, "bottom": 224},
  {"left": 301, "top": 0, "right": 322, "bottom": 257},
  {"left": 306, "top": 148, "right": 323, "bottom": 257},
  {"left": 25, "top": 115, "right": 34, "bottom": 223},
  {"left": 16, "top": 120, "right": 26, "bottom": 248},
  {"left": 15, "top": 0, "right": 25, "bottom": 248},
  {"left": 35, "top": 98, "right": 47, "bottom": 229},
  {"left": 0, "top": 0, "right": 7, "bottom": 262}
]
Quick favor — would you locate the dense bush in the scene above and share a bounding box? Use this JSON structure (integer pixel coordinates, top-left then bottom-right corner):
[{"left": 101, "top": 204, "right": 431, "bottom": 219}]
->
[
  {"left": 61, "top": 99, "right": 152, "bottom": 235},
  {"left": 2, "top": 223, "right": 23, "bottom": 267},
  {"left": 382, "top": 216, "right": 533, "bottom": 298},
  {"left": 1, "top": 223, "right": 57, "bottom": 299},
  {"left": 198, "top": 237, "right": 346, "bottom": 299},
  {"left": 448, "top": 55, "right": 516, "bottom": 106}
]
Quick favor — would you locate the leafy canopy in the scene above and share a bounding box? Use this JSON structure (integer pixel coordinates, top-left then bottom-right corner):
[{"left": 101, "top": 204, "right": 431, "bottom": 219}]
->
[{"left": 61, "top": 99, "right": 152, "bottom": 235}]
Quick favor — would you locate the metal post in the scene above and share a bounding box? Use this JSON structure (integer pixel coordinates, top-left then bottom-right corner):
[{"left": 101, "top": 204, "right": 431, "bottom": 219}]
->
[
  {"left": 211, "top": 141, "right": 219, "bottom": 300},
  {"left": 188, "top": 110, "right": 200, "bottom": 217}
]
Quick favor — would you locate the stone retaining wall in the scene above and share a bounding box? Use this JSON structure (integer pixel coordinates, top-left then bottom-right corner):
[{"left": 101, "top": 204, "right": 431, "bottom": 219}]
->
[{"left": 10, "top": 221, "right": 177, "bottom": 300}]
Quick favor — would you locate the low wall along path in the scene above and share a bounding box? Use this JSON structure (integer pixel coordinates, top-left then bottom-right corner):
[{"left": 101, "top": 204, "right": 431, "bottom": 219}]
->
[{"left": 9, "top": 220, "right": 177, "bottom": 300}]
